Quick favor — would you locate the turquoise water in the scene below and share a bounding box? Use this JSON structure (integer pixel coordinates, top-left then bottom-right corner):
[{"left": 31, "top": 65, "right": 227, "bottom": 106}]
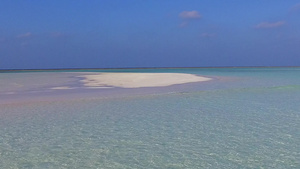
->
[{"left": 0, "top": 68, "right": 300, "bottom": 168}]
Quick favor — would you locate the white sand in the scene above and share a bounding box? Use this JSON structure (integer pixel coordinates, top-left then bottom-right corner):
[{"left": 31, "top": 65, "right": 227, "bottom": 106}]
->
[
  {"left": 80, "top": 73, "right": 211, "bottom": 88},
  {"left": 51, "top": 86, "right": 74, "bottom": 90}
]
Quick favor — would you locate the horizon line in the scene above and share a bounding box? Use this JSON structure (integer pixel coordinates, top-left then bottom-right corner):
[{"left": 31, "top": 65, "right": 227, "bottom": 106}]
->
[{"left": 1, "top": 66, "right": 300, "bottom": 72}]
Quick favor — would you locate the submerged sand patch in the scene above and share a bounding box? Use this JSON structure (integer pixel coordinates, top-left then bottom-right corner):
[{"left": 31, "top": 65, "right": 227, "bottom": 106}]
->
[{"left": 80, "top": 73, "right": 211, "bottom": 88}]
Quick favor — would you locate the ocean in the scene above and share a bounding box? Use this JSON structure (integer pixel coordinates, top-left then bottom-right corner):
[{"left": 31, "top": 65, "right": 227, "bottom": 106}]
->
[{"left": 0, "top": 68, "right": 299, "bottom": 168}]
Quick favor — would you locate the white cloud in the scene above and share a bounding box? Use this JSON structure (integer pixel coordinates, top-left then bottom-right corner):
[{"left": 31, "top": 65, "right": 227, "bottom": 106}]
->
[
  {"left": 291, "top": 3, "right": 300, "bottom": 12},
  {"left": 179, "top": 11, "right": 202, "bottom": 19},
  {"left": 254, "top": 21, "right": 285, "bottom": 29},
  {"left": 179, "top": 21, "right": 189, "bottom": 28},
  {"left": 16, "top": 32, "right": 32, "bottom": 38}
]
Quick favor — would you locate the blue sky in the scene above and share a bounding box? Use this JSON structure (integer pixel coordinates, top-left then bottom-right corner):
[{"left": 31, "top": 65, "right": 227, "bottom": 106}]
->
[{"left": 1, "top": 0, "right": 300, "bottom": 69}]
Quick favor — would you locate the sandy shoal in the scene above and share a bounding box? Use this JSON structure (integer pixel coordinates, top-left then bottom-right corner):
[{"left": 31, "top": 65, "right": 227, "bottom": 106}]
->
[{"left": 80, "top": 73, "right": 211, "bottom": 88}]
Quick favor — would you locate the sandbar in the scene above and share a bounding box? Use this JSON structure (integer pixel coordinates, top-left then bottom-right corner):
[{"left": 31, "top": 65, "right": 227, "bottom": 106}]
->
[
  {"left": 80, "top": 73, "right": 211, "bottom": 88},
  {"left": 51, "top": 86, "right": 74, "bottom": 90}
]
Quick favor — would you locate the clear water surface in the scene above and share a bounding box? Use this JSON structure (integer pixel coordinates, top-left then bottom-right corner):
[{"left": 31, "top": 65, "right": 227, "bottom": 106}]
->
[{"left": 0, "top": 68, "right": 299, "bottom": 168}]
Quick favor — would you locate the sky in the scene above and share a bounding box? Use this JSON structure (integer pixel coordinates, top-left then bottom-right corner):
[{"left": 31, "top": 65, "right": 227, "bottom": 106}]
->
[{"left": 1, "top": 0, "right": 300, "bottom": 69}]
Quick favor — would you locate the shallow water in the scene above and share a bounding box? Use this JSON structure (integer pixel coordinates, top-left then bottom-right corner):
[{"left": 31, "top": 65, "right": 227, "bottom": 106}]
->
[{"left": 0, "top": 68, "right": 300, "bottom": 168}]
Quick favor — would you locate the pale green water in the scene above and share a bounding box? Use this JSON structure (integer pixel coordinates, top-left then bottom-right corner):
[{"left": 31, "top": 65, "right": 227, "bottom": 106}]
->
[{"left": 0, "top": 68, "right": 300, "bottom": 168}]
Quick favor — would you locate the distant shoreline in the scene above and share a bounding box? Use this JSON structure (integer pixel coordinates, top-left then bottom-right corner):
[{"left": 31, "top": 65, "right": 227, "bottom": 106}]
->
[{"left": 1, "top": 66, "right": 300, "bottom": 72}]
